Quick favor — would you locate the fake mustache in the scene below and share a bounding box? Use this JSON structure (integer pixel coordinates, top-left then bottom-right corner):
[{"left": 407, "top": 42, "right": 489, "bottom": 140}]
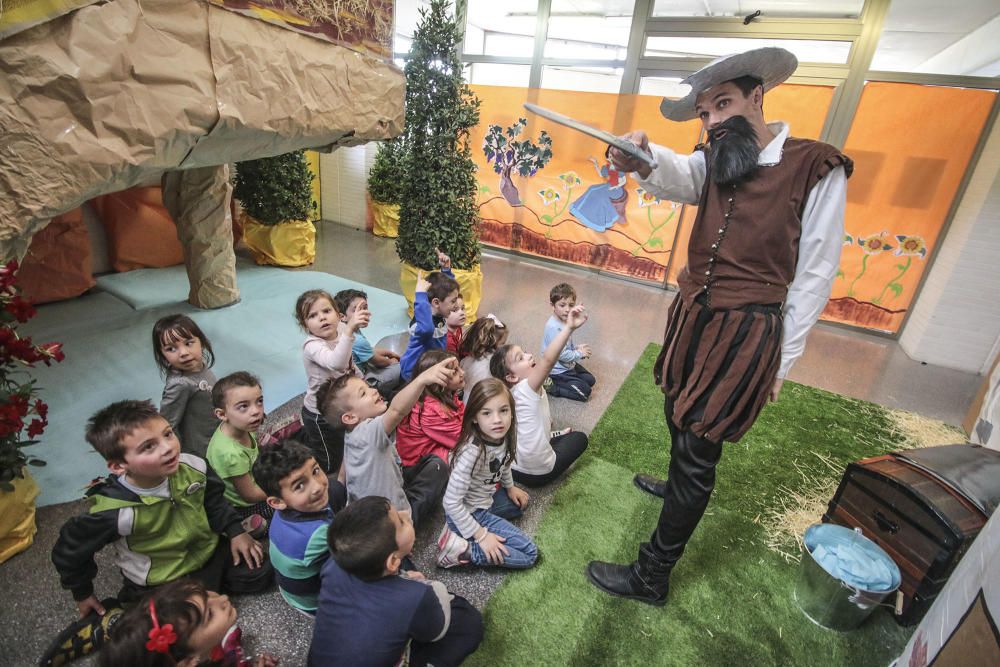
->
[{"left": 707, "top": 115, "right": 758, "bottom": 145}]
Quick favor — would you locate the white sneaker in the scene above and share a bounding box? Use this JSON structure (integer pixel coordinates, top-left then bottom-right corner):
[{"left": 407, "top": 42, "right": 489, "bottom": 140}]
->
[{"left": 436, "top": 525, "right": 470, "bottom": 569}]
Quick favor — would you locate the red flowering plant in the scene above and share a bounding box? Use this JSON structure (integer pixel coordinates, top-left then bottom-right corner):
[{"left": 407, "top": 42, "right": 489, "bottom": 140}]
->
[{"left": 0, "top": 259, "right": 64, "bottom": 492}]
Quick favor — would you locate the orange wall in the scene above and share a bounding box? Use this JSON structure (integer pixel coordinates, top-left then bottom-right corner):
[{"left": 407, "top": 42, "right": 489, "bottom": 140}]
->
[{"left": 469, "top": 82, "right": 995, "bottom": 333}]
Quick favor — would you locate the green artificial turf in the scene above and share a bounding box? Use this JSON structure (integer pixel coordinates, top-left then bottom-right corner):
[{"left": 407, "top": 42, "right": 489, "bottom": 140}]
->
[{"left": 469, "top": 344, "right": 916, "bottom": 667}]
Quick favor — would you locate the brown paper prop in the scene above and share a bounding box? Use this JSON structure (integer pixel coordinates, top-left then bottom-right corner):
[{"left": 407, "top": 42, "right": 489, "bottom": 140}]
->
[{"left": 0, "top": 0, "right": 404, "bottom": 303}]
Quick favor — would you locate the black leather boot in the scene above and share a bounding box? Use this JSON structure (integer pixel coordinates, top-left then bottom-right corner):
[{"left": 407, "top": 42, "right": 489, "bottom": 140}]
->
[
  {"left": 633, "top": 473, "right": 666, "bottom": 498},
  {"left": 586, "top": 543, "right": 671, "bottom": 606}
]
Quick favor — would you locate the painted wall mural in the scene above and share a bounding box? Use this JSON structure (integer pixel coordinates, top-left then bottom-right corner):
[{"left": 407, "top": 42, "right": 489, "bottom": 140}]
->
[{"left": 467, "top": 83, "right": 995, "bottom": 334}]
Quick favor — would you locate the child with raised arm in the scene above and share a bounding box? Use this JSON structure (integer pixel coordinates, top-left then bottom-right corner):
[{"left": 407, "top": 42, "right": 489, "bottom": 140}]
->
[
  {"left": 309, "top": 496, "right": 483, "bottom": 667},
  {"left": 153, "top": 314, "right": 218, "bottom": 458},
  {"left": 398, "top": 251, "right": 461, "bottom": 382},
  {"left": 542, "top": 283, "right": 596, "bottom": 402},
  {"left": 207, "top": 372, "right": 271, "bottom": 534},
  {"left": 254, "top": 440, "right": 348, "bottom": 616},
  {"left": 319, "top": 356, "right": 458, "bottom": 529},
  {"left": 45, "top": 400, "right": 269, "bottom": 667},
  {"left": 333, "top": 288, "right": 402, "bottom": 398},
  {"left": 98, "top": 579, "right": 278, "bottom": 667},
  {"left": 458, "top": 313, "right": 508, "bottom": 402},
  {"left": 296, "top": 289, "right": 369, "bottom": 475},
  {"left": 491, "top": 303, "right": 590, "bottom": 487},
  {"left": 436, "top": 378, "right": 537, "bottom": 570}
]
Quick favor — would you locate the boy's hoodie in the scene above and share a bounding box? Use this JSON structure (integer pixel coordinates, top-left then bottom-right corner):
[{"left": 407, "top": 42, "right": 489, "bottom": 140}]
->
[{"left": 51, "top": 453, "right": 244, "bottom": 601}]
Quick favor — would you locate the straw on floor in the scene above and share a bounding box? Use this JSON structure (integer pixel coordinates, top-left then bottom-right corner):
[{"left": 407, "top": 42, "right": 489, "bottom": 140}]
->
[{"left": 467, "top": 344, "right": 925, "bottom": 666}]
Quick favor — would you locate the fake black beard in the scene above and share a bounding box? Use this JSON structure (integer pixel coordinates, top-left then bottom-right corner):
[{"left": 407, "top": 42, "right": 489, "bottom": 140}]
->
[{"left": 708, "top": 116, "right": 760, "bottom": 186}]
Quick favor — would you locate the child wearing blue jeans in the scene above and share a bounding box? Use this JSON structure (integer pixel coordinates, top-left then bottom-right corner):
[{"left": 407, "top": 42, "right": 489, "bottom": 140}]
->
[
  {"left": 542, "top": 282, "right": 596, "bottom": 401},
  {"left": 437, "top": 378, "right": 538, "bottom": 570}
]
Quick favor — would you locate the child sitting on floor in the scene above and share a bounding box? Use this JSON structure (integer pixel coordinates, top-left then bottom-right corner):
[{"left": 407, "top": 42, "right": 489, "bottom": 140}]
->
[
  {"left": 254, "top": 440, "right": 348, "bottom": 616},
  {"left": 398, "top": 251, "right": 461, "bottom": 382},
  {"left": 296, "top": 288, "right": 369, "bottom": 475},
  {"left": 207, "top": 371, "right": 272, "bottom": 534},
  {"left": 542, "top": 283, "right": 596, "bottom": 402},
  {"left": 333, "top": 288, "right": 402, "bottom": 398},
  {"left": 98, "top": 578, "right": 278, "bottom": 667},
  {"left": 319, "top": 356, "right": 457, "bottom": 529},
  {"left": 445, "top": 296, "right": 467, "bottom": 357},
  {"left": 491, "top": 303, "right": 590, "bottom": 487},
  {"left": 395, "top": 349, "right": 465, "bottom": 472},
  {"left": 437, "top": 378, "right": 537, "bottom": 570},
  {"left": 308, "top": 496, "right": 483, "bottom": 667},
  {"left": 153, "top": 314, "right": 218, "bottom": 458},
  {"left": 45, "top": 400, "right": 269, "bottom": 667},
  {"left": 458, "top": 313, "right": 508, "bottom": 402}
]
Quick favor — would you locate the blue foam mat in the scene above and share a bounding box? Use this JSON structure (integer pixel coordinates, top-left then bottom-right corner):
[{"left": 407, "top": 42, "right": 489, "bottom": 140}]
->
[{"left": 21, "top": 261, "right": 410, "bottom": 506}]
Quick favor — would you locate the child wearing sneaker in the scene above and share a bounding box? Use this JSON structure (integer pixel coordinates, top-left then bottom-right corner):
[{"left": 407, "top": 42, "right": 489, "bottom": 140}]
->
[
  {"left": 46, "top": 400, "right": 269, "bottom": 666},
  {"left": 207, "top": 372, "right": 272, "bottom": 533},
  {"left": 253, "top": 440, "right": 348, "bottom": 616},
  {"left": 98, "top": 578, "right": 278, "bottom": 667},
  {"left": 309, "top": 496, "right": 483, "bottom": 667},
  {"left": 319, "top": 356, "right": 458, "bottom": 529},
  {"left": 491, "top": 303, "right": 590, "bottom": 488},
  {"left": 542, "top": 283, "right": 596, "bottom": 401},
  {"left": 458, "top": 313, "right": 508, "bottom": 402},
  {"left": 333, "top": 288, "right": 403, "bottom": 398},
  {"left": 438, "top": 378, "right": 537, "bottom": 570}
]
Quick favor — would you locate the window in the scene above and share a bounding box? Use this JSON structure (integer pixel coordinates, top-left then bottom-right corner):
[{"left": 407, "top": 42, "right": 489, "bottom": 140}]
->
[
  {"left": 541, "top": 66, "right": 623, "bottom": 93},
  {"left": 544, "top": 0, "right": 633, "bottom": 60},
  {"left": 644, "top": 36, "right": 852, "bottom": 64},
  {"left": 638, "top": 75, "right": 688, "bottom": 98},
  {"left": 464, "top": 0, "right": 538, "bottom": 57},
  {"left": 870, "top": 0, "right": 1000, "bottom": 76},
  {"left": 650, "top": 0, "right": 864, "bottom": 19},
  {"left": 466, "top": 63, "right": 532, "bottom": 87}
]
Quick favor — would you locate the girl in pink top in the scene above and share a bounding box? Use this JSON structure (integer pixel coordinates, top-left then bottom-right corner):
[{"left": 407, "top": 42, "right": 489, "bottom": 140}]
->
[{"left": 395, "top": 350, "right": 466, "bottom": 468}]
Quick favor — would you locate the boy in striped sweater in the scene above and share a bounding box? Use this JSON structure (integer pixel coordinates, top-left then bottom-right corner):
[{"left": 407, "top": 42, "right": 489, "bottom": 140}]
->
[{"left": 254, "top": 440, "right": 348, "bottom": 615}]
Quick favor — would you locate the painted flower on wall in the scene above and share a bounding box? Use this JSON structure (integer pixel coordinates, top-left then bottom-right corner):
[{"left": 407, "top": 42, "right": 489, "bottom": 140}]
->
[
  {"left": 636, "top": 188, "right": 661, "bottom": 208},
  {"left": 843, "top": 233, "right": 853, "bottom": 245},
  {"left": 538, "top": 187, "right": 561, "bottom": 207},
  {"left": 558, "top": 171, "right": 581, "bottom": 189},
  {"left": 857, "top": 231, "right": 893, "bottom": 255},
  {"left": 894, "top": 235, "right": 927, "bottom": 258}
]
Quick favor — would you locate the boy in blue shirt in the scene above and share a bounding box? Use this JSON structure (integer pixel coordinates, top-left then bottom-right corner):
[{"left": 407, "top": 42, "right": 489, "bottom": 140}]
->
[
  {"left": 399, "top": 251, "right": 461, "bottom": 382},
  {"left": 542, "top": 282, "right": 596, "bottom": 401},
  {"left": 254, "top": 439, "right": 348, "bottom": 615},
  {"left": 308, "top": 496, "right": 483, "bottom": 667},
  {"left": 333, "top": 288, "right": 402, "bottom": 398}
]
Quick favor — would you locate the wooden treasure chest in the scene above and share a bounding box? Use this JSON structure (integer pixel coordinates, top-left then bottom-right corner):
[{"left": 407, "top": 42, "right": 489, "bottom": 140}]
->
[{"left": 823, "top": 444, "right": 1000, "bottom": 625}]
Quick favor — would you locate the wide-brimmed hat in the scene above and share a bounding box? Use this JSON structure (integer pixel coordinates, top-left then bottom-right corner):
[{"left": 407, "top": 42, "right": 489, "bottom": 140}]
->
[{"left": 659, "top": 47, "right": 798, "bottom": 122}]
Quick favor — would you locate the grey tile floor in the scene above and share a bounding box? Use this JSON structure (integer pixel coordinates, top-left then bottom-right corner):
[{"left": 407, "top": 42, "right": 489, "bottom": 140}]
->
[{"left": 0, "top": 223, "right": 979, "bottom": 666}]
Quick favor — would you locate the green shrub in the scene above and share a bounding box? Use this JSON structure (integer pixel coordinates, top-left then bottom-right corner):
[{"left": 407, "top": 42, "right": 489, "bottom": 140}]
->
[
  {"left": 233, "top": 150, "right": 315, "bottom": 226},
  {"left": 395, "top": 0, "right": 481, "bottom": 270},
  {"left": 368, "top": 138, "right": 404, "bottom": 205}
]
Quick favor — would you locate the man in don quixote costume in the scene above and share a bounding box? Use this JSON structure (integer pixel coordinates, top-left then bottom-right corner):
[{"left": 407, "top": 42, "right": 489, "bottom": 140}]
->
[{"left": 587, "top": 47, "right": 853, "bottom": 605}]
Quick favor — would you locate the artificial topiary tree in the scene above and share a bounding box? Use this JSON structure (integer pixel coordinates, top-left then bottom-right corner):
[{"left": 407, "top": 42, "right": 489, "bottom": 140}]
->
[
  {"left": 368, "top": 138, "right": 405, "bottom": 206},
  {"left": 233, "top": 150, "right": 315, "bottom": 225},
  {"left": 395, "top": 0, "right": 482, "bottom": 270}
]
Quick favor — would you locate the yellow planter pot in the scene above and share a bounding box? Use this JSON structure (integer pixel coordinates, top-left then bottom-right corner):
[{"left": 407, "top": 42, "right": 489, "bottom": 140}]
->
[
  {"left": 400, "top": 261, "right": 482, "bottom": 322},
  {"left": 371, "top": 201, "right": 400, "bottom": 238},
  {"left": 241, "top": 213, "right": 316, "bottom": 267},
  {"left": 0, "top": 468, "right": 39, "bottom": 565}
]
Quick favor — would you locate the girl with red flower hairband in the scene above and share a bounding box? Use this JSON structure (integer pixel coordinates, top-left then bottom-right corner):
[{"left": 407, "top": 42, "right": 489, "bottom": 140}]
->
[{"left": 97, "top": 579, "right": 278, "bottom": 667}]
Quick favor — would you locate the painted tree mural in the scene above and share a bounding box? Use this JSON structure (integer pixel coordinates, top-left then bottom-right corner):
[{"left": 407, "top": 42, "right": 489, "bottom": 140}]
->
[{"left": 483, "top": 118, "right": 552, "bottom": 206}]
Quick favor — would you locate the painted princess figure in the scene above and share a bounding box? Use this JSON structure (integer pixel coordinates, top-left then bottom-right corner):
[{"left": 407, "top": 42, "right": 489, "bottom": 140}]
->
[{"left": 570, "top": 156, "right": 629, "bottom": 232}]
